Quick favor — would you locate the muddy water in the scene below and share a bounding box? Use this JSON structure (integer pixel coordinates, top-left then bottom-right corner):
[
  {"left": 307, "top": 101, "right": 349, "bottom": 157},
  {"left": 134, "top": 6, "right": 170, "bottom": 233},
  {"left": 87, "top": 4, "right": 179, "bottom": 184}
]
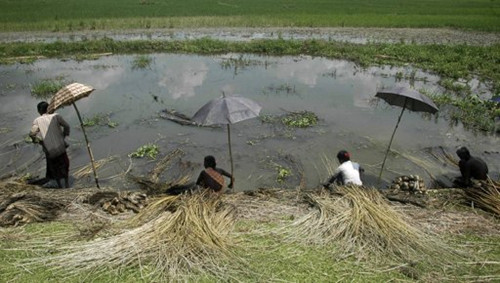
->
[{"left": 0, "top": 54, "right": 498, "bottom": 190}]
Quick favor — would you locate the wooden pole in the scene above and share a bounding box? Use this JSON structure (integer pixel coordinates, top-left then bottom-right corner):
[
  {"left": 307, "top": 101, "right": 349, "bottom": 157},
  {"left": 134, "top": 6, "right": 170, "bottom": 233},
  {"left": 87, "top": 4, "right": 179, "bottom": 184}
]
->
[
  {"left": 377, "top": 98, "right": 407, "bottom": 186},
  {"left": 73, "top": 102, "right": 100, "bottom": 188},
  {"left": 227, "top": 124, "right": 234, "bottom": 189}
]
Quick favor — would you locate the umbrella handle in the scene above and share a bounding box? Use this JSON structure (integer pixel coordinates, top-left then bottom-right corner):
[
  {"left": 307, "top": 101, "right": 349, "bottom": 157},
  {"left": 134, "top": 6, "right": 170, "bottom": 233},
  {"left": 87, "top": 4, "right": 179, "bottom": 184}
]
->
[
  {"left": 73, "top": 103, "right": 100, "bottom": 189},
  {"left": 377, "top": 99, "right": 407, "bottom": 186},
  {"left": 227, "top": 124, "right": 234, "bottom": 189}
]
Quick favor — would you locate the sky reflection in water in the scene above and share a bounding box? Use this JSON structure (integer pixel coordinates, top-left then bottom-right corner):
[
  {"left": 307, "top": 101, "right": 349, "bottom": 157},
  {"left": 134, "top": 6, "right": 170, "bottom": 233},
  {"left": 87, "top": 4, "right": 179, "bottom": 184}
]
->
[{"left": 0, "top": 53, "right": 498, "bottom": 189}]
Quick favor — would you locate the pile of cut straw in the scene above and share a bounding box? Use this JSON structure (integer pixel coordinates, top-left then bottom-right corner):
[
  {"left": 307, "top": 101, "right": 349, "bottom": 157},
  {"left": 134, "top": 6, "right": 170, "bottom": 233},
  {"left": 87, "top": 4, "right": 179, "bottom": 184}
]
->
[
  {"left": 283, "top": 186, "right": 458, "bottom": 262},
  {"left": 465, "top": 179, "right": 500, "bottom": 215},
  {"left": 29, "top": 192, "right": 238, "bottom": 281}
]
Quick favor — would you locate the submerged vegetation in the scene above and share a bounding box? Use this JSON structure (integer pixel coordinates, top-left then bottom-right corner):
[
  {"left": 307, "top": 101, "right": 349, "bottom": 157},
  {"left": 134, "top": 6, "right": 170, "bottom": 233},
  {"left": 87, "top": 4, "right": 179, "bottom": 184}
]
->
[
  {"left": 30, "top": 79, "right": 65, "bottom": 99},
  {"left": 131, "top": 54, "right": 152, "bottom": 69},
  {"left": 82, "top": 113, "right": 118, "bottom": 128}
]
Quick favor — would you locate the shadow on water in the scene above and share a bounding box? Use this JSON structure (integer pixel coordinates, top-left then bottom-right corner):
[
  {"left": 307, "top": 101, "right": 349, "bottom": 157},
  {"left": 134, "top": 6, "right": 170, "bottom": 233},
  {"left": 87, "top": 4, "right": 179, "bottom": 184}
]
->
[{"left": 0, "top": 53, "right": 498, "bottom": 190}]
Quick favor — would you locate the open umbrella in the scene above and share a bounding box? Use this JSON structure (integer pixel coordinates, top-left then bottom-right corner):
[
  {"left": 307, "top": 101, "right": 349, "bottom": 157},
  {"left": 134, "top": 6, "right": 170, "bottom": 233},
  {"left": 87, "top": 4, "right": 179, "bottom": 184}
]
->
[
  {"left": 192, "top": 94, "right": 262, "bottom": 185},
  {"left": 48, "top": 82, "right": 100, "bottom": 188},
  {"left": 375, "top": 85, "right": 439, "bottom": 184}
]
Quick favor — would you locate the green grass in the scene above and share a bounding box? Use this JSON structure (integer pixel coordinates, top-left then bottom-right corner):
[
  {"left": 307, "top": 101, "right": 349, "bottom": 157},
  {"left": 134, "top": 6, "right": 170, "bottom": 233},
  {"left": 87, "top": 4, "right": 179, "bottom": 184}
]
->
[
  {"left": 30, "top": 79, "right": 65, "bottom": 99},
  {"left": 0, "top": 0, "right": 499, "bottom": 31},
  {"left": 1, "top": 219, "right": 499, "bottom": 282}
]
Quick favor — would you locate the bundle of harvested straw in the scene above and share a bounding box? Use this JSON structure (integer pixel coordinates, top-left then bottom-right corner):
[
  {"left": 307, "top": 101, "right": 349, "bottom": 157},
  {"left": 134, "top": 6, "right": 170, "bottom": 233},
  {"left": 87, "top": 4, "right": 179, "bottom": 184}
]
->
[
  {"left": 31, "top": 192, "right": 238, "bottom": 281},
  {"left": 465, "top": 179, "right": 500, "bottom": 215},
  {"left": 0, "top": 192, "right": 63, "bottom": 226},
  {"left": 283, "top": 186, "right": 457, "bottom": 262}
]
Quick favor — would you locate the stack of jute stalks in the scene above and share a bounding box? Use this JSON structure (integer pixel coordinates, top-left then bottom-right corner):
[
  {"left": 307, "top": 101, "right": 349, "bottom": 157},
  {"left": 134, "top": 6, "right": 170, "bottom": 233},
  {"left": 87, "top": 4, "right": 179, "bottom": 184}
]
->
[
  {"left": 465, "top": 178, "right": 500, "bottom": 216},
  {"left": 282, "top": 186, "right": 458, "bottom": 262},
  {"left": 29, "top": 192, "right": 239, "bottom": 281}
]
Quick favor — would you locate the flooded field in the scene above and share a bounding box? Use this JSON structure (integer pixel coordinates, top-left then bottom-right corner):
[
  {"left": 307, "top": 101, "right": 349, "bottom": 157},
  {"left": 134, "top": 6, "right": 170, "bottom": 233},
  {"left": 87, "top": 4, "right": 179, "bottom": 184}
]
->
[{"left": 0, "top": 53, "right": 498, "bottom": 190}]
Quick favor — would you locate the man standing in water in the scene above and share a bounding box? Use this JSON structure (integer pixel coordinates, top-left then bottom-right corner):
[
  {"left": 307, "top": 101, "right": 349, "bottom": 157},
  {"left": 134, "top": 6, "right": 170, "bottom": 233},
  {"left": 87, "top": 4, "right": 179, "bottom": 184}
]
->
[
  {"left": 455, "top": 146, "right": 489, "bottom": 187},
  {"left": 323, "top": 150, "right": 363, "bottom": 187},
  {"left": 30, "top": 101, "right": 71, "bottom": 188}
]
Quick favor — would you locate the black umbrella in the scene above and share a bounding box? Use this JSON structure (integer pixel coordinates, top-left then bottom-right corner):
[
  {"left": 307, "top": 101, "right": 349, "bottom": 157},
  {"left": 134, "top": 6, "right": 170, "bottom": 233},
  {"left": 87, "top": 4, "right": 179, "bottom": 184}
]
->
[
  {"left": 192, "top": 94, "right": 262, "bottom": 184},
  {"left": 375, "top": 86, "right": 439, "bottom": 183}
]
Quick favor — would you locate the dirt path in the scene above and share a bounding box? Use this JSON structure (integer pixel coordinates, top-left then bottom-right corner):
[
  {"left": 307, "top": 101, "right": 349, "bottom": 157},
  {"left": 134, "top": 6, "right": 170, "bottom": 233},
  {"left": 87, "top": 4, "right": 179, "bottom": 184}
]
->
[{"left": 1, "top": 27, "right": 499, "bottom": 46}]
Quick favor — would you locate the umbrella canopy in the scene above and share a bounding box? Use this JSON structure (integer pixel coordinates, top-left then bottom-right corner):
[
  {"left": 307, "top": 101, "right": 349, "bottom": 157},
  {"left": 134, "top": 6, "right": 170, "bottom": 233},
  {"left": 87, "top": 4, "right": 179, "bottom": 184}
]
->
[
  {"left": 192, "top": 95, "right": 262, "bottom": 188},
  {"left": 375, "top": 86, "right": 439, "bottom": 184},
  {"left": 375, "top": 86, "right": 438, "bottom": 114},
  {"left": 192, "top": 96, "right": 262, "bottom": 126},
  {"left": 48, "top": 83, "right": 95, "bottom": 114}
]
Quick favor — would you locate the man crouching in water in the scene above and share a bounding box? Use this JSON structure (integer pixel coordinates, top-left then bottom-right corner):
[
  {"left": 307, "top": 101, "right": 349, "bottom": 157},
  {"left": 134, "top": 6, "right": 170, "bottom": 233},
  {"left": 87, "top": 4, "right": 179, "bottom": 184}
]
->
[
  {"left": 455, "top": 146, "right": 489, "bottom": 187},
  {"left": 196, "top": 155, "right": 234, "bottom": 193},
  {"left": 323, "top": 150, "right": 363, "bottom": 188},
  {"left": 30, "top": 101, "right": 71, "bottom": 188}
]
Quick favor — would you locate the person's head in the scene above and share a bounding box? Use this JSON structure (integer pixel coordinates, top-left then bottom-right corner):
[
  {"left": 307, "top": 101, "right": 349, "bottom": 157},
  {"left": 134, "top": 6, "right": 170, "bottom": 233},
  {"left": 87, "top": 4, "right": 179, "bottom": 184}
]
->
[
  {"left": 204, "top": 155, "right": 216, "bottom": 169},
  {"left": 336, "top": 150, "right": 350, "bottom": 164},
  {"left": 456, "top": 146, "right": 471, "bottom": 161},
  {"left": 37, "top": 101, "right": 49, "bottom": 115}
]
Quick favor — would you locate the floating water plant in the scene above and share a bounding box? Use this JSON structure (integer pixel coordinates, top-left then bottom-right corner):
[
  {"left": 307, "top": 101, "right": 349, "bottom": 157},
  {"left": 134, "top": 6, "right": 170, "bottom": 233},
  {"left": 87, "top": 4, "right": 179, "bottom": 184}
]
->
[
  {"left": 281, "top": 111, "right": 318, "bottom": 128},
  {"left": 129, "top": 144, "right": 159, "bottom": 159}
]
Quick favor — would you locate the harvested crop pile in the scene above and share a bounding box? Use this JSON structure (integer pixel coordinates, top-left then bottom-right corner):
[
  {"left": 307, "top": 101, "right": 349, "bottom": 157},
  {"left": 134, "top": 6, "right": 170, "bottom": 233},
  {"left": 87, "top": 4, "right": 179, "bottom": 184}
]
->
[
  {"left": 0, "top": 192, "right": 64, "bottom": 227},
  {"left": 32, "top": 192, "right": 239, "bottom": 281},
  {"left": 86, "top": 191, "right": 147, "bottom": 215},
  {"left": 464, "top": 179, "right": 500, "bottom": 215},
  {"left": 282, "top": 186, "right": 458, "bottom": 262}
]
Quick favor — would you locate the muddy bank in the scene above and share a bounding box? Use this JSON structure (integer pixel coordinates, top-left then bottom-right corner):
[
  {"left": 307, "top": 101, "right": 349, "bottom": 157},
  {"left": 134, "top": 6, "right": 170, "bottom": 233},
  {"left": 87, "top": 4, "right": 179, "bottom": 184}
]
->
[{"left": 1, "top": 27, "right": 499, "bottom": 46}]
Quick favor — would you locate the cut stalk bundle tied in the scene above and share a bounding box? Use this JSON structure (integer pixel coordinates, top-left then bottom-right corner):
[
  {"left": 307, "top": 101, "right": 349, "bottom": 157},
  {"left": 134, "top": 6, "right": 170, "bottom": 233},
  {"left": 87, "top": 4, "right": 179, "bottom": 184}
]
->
[
  {"left": 465, "top": 179, "right": 500, "bottom": 216},
  {"left": 283, "top": 186, "right": 459, "bottom": 262},
  {"left": 27, "top": 192, "right": 240, "bottom": 281}
]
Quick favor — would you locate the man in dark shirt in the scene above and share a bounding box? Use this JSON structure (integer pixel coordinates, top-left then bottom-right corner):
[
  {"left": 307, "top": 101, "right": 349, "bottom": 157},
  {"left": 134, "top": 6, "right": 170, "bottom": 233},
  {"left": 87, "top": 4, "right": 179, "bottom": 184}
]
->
[
  {"left": 456, "top": 146, "right": 489, "bottom": 187},
  {"left": 196, "top": 156, "right": 233, "bottom": 192}
]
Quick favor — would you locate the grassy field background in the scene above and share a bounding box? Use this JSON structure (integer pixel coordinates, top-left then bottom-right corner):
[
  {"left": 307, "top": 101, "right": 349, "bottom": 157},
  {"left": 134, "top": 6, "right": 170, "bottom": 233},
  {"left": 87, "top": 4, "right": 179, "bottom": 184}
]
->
[{"left": 0, "top": 0, "right": 499, "bottom": 31}]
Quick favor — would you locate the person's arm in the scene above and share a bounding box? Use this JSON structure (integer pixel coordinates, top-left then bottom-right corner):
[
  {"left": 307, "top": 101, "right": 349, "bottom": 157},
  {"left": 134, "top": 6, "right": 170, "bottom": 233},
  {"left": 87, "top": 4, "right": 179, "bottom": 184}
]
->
[
  {"left": 29, "top": 121, "right": 40, "bottom": 143},
  {"left": 57, "top": 114, "right": 70, "bottom": 137},
  {"left": 216, "top": 168, "right": 234, "bottom": 188}
]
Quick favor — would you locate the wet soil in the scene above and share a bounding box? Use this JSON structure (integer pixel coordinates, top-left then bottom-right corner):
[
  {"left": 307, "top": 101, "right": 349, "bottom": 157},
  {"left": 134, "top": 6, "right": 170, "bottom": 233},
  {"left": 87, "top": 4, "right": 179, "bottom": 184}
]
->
[{"left": 1, "top": 27, "right": 499, "bottom": 46}]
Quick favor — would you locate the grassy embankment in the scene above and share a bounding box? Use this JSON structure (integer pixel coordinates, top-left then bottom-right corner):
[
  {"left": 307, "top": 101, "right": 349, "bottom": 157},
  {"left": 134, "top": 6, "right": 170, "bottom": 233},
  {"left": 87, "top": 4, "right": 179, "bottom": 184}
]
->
[
  {"left": 0, "top": 0, "right": 499, "bottom": 32},
  {"left": 1, "top": 205, "right": 499, "bottom": 282}
]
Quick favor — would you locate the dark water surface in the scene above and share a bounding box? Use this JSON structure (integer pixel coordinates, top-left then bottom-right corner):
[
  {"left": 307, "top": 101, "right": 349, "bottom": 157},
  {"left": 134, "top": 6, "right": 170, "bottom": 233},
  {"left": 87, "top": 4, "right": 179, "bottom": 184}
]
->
[{"left": 0, "top": 53, "right": 498, "bottom": 190}]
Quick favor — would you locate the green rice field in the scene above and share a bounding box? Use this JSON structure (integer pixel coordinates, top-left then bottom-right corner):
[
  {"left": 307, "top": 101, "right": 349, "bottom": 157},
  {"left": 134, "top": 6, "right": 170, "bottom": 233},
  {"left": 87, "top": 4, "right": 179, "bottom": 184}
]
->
[{"left": 0, "top": 0, "right": 499, "bottom": 31}]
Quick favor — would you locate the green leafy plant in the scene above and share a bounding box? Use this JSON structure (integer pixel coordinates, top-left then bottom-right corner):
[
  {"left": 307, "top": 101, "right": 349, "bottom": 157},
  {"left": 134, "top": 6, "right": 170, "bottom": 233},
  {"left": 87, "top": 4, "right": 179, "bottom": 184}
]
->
[
  {"left": 276, "top": 165, "right": 292, "bottom": 183},
  {"left": 282, "top": 111, "right": 318, "bottom": 128},
  {"left": 129, "top": 144, "right": 159, "bottom": 159},
  {"left": 132, "top": 55, "right": 152, "bottom": 69},
  {"left": 30, "top": 80, "right": 65, "bottom": 99}
]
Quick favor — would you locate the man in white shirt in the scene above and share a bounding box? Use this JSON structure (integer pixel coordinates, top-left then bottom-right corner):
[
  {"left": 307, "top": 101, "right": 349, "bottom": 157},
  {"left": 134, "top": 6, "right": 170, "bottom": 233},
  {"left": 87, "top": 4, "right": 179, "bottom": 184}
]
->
[
  {"left": 30, "top": 101, "right": 71, "bottom": 188},
  {"left": 323, "top": 150, "right": 363, "bottom": 187}
]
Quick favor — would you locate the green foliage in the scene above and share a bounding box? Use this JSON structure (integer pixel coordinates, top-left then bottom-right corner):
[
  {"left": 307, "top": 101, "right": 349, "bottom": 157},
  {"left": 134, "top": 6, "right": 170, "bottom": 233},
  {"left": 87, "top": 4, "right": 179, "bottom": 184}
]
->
[
  {"left": 129, "top": 144, "right": 159, "bottom": 159},
  {"left": 30, "top": 79, "right": 65, "bottom": 99},
  {"left": 276, "top": 166, "right": 292, "bottom": 183},
  {"left": 430, "top": 93, "right": 499, "bottom": 132},
  {"left": 282, "top": 111, "right": 318, "bottom": 128},
  {"left": 0, "top": 0, "right": 499, "bottom": 31},
  {"left": 82, "top": 113, "right": 119, "bottom": 128},
  {"left": 131, "top": 55, "right": 152, "bottom": 69}
]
